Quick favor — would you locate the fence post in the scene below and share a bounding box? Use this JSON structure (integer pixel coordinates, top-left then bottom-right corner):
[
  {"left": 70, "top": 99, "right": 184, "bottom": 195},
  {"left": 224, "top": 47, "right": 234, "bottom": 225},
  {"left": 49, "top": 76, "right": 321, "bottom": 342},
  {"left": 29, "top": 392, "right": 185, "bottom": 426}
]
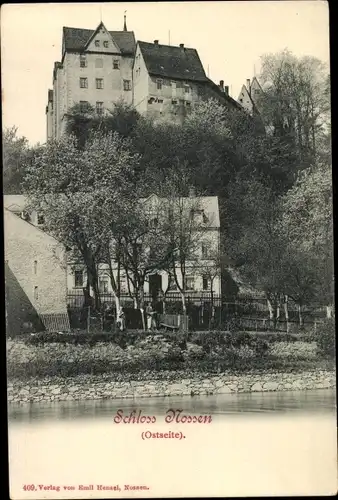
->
[{"left": 87, "top": 306, "right": 90, "bottom": 334}]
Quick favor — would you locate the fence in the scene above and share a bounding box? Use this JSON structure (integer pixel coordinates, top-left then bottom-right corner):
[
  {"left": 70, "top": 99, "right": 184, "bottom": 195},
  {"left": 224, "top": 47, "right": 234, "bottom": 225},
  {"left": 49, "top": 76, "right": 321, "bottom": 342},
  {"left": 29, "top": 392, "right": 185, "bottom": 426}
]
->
[{"left": 66, "top": 290, "right": 328, "bottom": 332}]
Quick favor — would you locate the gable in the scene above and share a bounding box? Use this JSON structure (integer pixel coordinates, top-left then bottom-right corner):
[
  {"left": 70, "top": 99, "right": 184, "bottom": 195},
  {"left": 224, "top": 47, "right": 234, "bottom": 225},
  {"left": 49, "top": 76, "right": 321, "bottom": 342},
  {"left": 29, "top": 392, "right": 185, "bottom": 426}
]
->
[
  {"left": 62, "top": 26, "right": 136, "bottom": 55},
  {"left": 85, "top": 22, "right": 121, "bottom": 53},
  {"left": 238, "top": 85, "right": 253, "bottom": 110}
]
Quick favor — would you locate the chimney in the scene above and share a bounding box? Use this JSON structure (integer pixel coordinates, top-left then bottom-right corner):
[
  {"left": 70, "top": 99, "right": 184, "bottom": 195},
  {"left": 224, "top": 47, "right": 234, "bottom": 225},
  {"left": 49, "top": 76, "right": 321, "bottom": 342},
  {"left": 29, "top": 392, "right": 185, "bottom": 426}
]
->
[
  {"left": 179, "top": 43, "right": 184, "bottom": 49},
  {"left": 154, "top": 40, "right": 159, "bottom": 45},
  {"left": 219, "top": 80, "right": 224, "bottom": 91},
  {"left": 246, "top": 78, "right": 251, "bottom": 94},
  {"left": 224, "top": 85, "right": 229, "bottom": 96},
  {"left": 189, "top": 186, "right": 196, "bottom": 197}
]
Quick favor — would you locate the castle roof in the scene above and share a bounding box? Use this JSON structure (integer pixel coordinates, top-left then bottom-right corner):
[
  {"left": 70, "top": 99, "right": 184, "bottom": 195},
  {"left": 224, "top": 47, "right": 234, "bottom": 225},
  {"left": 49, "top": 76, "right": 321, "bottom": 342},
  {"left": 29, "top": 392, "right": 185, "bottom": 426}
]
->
[
  {"left": 138, "top": 41, "right": 209, "bottom": 83},
  {"left": 62, "top": 27, "right": 136, "bottom": 54}
]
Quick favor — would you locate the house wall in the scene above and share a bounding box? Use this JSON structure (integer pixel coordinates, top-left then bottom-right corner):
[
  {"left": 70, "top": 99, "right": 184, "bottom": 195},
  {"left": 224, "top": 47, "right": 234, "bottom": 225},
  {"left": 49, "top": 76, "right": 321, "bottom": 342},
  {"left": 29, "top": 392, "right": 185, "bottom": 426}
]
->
[
  {"left": 4, "top": 210, "right": 68, "bottom": 315},
  {"left": 132, "top": 44, "right": 150, "bottom": 114}
]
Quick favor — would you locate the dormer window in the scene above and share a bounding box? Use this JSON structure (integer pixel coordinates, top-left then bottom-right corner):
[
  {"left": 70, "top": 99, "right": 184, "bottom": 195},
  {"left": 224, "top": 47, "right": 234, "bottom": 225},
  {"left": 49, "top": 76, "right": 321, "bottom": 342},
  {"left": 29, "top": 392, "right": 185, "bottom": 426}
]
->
[
  {"left": 95, "top": 40, "right": 100, "bottom": 47},
  {"left": 103, "top": 41, "right": 109, "bottom": 48}
]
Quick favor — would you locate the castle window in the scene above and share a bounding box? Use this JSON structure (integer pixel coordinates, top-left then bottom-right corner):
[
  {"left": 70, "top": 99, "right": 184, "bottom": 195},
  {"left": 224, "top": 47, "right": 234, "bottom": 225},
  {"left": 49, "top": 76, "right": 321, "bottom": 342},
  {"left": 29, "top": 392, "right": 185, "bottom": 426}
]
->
[
  {"left": 95, "top": 40, "right": 100, "bottom": 47},
  {"left": 34, "top": 260, "right": 38, "bottom": 275},
  {"left": 113, "top": 59, "right": 120, "bottom": 69},
  {"left": 156, "top": 79, "right": 163, "bottom": 90},
  {"left": 123, "top": 79, "right": 132, "bottom": 91},
  {"left": 96, "top": 101, "right": 104, "bottom": 115},
  {"left": 79, "top": 101, "right": 89, "bottom": 113},
  {"left": 184, "top": 84, "right": 190, "bottom": 94},
  {"left": 80, "top": 55, "right": 87, "bottom": 68},
  {"left": 80, "top": 77, "right": 88, "bottom": 88},
  {"left": 34, "top": 286, "right": 39, "bottom": 300},
  {"left": 95, "top": 58, "right": 103, "bottom": 68},
  {"left": 74, "top": 270, "right": 83, "bottom": 288},
  {"left": 103, "top": 41, "right": 109, "bottom": 48},
  {"left": 96, "top": 78, "right": 104, "bottom": 89}
]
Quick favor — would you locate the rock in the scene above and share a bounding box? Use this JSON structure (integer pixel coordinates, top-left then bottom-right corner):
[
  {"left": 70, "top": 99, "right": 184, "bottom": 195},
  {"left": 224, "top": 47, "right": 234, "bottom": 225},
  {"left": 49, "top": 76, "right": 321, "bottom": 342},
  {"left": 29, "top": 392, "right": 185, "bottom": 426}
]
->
[
  {"left": 263, "top": 381, "right": 279, "bottom": 391},
  {"left": 216, "top": 385, "right": 233, "bottom": 394},
  {"left": 251, "top": 382, "right": 263, "bottom": 392}
]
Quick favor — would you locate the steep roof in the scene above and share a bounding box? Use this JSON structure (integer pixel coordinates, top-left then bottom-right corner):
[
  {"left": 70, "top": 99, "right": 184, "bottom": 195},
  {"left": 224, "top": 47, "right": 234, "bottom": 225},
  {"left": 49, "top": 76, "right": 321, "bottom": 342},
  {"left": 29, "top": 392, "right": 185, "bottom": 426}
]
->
[
  {"left": 138, "top": 41, "right": 209, "bottom": 83},
  {"left": 62, "top": 27, "right": 136, "bottom": 54}
]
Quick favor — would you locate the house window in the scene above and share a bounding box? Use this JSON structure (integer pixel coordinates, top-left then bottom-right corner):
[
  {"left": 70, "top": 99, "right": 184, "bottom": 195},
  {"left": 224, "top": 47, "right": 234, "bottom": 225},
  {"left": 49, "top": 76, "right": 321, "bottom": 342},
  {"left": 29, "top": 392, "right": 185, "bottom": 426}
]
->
[
  {"left": 172, "top": 99, "right": 178, "bottom": 105},
  {"left": 120, "top": 274, "right": 128, "bottom": 293},
  {"left": 96, "top": 101, "right": 104, "bottom": 115},
  {"left": 184, "top": 84, "right": 190, "bottom": 93},
  {"left": 123, "top": 79, "right": 132, "bottom": 91},
  {"left": 80, "top": 77, "right": 88, "bottom": 88},
  {"left": 202, "top": 243, "right": 209, "bottom": 259},
  {"left": 156, "top": 79, "right": 163, "bottom": 90},
  {"left": 95, "top": 40, "right": 100, "bottom": 47},
  {"left": 168, "top": 278, "right": 178, "bottom": 291},
  {"left": 74, "top": 270, "right": 83, "bottom": 288},
  {"left": 157, "top": 98, "right": 163, "bottom": 104},
  {"left": 113, "top": 59, "right": 120, "bottom": 69},
  {"left": 34, "top": 260, "right": 38, "bottom": 275},
  {"left": 80, "top": 55, "right": 87, "bottom": 67},
  {"left": 99, "top": 275, "right": 109, "bottom": 293},
  {"left": 34, "top": 286, "right": 39, "bottom": 300},
  {"left": 37, "top": 213, "right": 45, "bottom": 225},
  {"left": 103, "top": 41, "right": 109, "bottom": 48},
  {"left": 96, "top": 78, "right": 104, "bottom": 89},
  {"left": 185, "top": 276, "right": 195, "bottom": 291},
  {"left": 202, "top": 275, "right": 210, "bottom": 291},
  {"left": 80, "top": 101, "right": 89, "bottom": 113},
  {"left": 95, "top": 58, "right": 103, "bottom": 68},
  {"left": 185, "top": 101, "right": 191, "bottom": 108}
]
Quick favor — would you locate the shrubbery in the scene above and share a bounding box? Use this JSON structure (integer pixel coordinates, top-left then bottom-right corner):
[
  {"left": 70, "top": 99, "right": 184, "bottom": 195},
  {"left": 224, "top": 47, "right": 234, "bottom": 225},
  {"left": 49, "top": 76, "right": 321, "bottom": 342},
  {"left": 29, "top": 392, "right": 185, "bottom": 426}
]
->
[{"left": 313, "top": 319, "right": 336, "bottom": 358}]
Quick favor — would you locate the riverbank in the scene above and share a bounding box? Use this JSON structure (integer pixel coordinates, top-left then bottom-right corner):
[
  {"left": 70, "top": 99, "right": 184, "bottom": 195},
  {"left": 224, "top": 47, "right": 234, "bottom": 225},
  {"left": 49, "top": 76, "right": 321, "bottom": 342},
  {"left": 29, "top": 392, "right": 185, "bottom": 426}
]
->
[{"left": 8, "top": 369, "right": 335, "bottom": 404}]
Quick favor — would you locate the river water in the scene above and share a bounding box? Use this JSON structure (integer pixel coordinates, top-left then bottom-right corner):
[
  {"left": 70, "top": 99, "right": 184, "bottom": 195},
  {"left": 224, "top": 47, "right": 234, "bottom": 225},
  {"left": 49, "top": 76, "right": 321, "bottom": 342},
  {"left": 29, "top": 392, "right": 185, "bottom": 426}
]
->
[{"left": 8, "top": 389, "right": 337, "bottom": 498}]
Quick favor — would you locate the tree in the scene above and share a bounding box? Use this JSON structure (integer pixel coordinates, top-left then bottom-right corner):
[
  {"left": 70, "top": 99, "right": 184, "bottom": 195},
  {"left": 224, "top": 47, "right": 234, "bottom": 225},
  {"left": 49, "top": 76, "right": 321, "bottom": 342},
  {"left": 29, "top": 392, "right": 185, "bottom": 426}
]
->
[
  {"left": 3, "top": 127, "right": 30, "bottom": 194},
  {"left": 225, "top": 176, "right": 287, "bottom": 326},
  {"left": 281, "top": 162, "right": 334, "bottom": 316},
  {"left": 24, "top": 131, "right": 140, "bottom": 312},
  {"left": 65, "top": 100, "right": 141, "bottom": 148},
  {"left": 258, "top": 50, "right": 330, "bottom": 171}
]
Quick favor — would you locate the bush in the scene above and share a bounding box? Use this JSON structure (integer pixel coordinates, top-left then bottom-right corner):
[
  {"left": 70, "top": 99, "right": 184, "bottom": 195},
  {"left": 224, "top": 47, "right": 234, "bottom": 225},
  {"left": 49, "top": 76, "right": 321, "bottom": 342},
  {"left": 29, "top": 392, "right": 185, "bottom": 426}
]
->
[{"left": 313, "top": 319, "right": 336, "bottom": 358}]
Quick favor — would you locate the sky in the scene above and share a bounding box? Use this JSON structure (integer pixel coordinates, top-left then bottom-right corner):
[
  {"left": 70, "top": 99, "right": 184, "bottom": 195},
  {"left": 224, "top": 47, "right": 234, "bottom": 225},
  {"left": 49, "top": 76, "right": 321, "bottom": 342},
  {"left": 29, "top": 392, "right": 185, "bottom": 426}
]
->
[{"left": 1, "top": 1, "right": 330, "bottom": 145}]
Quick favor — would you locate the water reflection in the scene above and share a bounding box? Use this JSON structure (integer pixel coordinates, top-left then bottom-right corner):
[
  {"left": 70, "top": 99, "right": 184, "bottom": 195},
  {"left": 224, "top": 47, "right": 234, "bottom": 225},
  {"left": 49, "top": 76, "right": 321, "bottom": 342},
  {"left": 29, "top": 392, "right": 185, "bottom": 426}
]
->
[{"left": 8, "top": 389, "right": 336, "bottom": 424}]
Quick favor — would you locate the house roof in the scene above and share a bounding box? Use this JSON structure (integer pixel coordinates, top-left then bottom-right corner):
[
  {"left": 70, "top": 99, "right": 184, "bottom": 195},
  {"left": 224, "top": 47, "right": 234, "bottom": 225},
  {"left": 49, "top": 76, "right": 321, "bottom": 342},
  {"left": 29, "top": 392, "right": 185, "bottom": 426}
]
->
[
  {"left": 142, "top": 194, "right": 220, "bottom": 228},
  {"left": 3, "top": 194, "right": 220, "bottom": 228},
  {"left": 62, "top": 26, "right": 136, "bottom": 54},
  {"left": 138, "top": 41, "right": 209, "bottom": 83}
]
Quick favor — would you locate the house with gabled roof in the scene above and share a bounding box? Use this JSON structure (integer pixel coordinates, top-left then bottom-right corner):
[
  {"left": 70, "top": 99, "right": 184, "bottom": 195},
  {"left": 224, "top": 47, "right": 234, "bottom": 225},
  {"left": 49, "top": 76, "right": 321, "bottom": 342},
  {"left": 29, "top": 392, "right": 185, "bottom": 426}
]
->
[
  {"left": 4, "top": 207, "right": 69, "bottom": 334},
  {"left": 46, "top": 18, "right": 136, "bottom": 140}
]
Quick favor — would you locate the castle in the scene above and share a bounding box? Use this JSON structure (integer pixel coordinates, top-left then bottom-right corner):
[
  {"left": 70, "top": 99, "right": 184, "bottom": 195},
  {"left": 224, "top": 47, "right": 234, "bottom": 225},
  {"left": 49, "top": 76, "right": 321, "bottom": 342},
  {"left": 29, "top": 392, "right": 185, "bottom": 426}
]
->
[{"left": 46, "top": 18, "right": 241, "bottom": 140}]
